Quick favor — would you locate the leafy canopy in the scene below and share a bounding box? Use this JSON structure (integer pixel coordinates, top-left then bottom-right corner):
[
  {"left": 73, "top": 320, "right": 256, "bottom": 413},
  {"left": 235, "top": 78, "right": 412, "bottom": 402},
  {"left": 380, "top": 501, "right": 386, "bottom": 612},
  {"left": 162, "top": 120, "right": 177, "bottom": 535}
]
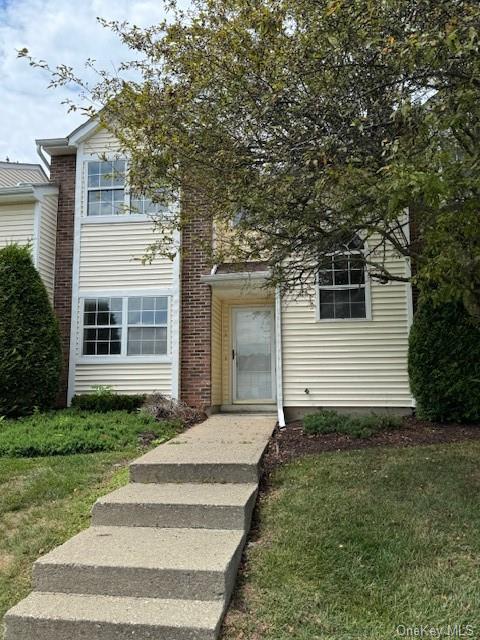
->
[{"left": 22, "top": 0, "right": 480, "bottom": 317}]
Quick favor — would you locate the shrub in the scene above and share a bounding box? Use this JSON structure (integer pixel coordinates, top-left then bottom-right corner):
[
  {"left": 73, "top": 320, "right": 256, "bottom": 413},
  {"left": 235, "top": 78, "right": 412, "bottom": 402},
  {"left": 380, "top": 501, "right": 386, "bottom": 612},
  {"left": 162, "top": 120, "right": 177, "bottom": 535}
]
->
[
  {"left": 0, "top": 410, "right": 180, "bottom": 457},
  {"left": 142, "top": 393, "right": 206, "bottom": 426},
  {"left": 71, "top": 387, "right": 146, "bottom": 413},
  {"left": 303, "top": 410, "right": 402, "bottom": 438},
  {"left": 408, "top": 298, "right": 480, "bottom": 422},
  {"left": 0, "top": 244, "right": 62, "bottom": 417}
]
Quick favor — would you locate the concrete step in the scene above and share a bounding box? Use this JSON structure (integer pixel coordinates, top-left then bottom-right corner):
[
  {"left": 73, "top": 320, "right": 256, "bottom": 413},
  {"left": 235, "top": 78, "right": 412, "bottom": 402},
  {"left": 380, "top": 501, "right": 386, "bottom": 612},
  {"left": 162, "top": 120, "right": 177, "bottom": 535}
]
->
[
  {"left": 129, "top": 416, "right": 274, "bottom": 484},
  {"left": 92, "top": 482, "right": 258, "bottom": 530},
  {"left": 33, "top": 526, "right": 245, "bottom": 602},
  {"left": 130, "top": 442, "right": 268, "bottom": 484},
  {"left": 4, "top": 592, "right": 224, "bottom": 640}
]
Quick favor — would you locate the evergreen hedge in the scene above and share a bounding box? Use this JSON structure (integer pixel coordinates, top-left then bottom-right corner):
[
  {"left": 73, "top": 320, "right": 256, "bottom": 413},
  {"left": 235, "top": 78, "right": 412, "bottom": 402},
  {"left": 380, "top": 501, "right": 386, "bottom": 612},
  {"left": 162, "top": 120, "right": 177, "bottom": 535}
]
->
[
  {"left": 408, "top": 298, "right": 480, "bottom": 422},
  {"left": 71, "top": 393, "right": 146, "bottom": 413},
  {"left": 0, "top": 244, "right": 62, "bottom": 417}
]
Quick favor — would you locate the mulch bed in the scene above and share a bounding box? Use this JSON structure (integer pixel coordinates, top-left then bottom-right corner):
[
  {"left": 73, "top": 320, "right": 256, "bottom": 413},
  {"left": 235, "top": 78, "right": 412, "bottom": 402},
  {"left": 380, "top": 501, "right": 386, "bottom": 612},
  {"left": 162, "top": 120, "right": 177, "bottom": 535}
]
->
[{"left": 263, "top": 417, "right": 480, "bottom": 474}]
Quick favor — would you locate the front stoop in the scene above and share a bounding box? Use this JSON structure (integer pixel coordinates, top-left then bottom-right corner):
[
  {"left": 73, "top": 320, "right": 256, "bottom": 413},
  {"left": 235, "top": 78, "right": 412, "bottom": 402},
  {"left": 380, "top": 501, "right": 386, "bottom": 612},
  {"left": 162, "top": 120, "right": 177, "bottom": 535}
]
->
[{"left": 3, "top": 415, "right": 275, "bottom": 640}]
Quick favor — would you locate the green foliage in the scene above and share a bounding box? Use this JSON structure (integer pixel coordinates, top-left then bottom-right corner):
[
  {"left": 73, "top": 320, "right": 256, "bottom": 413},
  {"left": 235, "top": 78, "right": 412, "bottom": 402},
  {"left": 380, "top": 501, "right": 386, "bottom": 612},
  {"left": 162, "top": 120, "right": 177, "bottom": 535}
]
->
[
  {"left": 0, "top": 410, "right": 180, "bottom": 458},
  {"left": 0, "top": 244, "right": 62, "bottom": 417},
  {"left": 408, "top": 298, "right": 480, "bottom": 422},
  {"left": 71, "top": 389, "right": 146, "bottom": 413},
  {"left": 24, "top": 0, "right": 480, "bottom": 318},
  {"left": 303, "top": 410, "right": 402, "bottom": 438}
]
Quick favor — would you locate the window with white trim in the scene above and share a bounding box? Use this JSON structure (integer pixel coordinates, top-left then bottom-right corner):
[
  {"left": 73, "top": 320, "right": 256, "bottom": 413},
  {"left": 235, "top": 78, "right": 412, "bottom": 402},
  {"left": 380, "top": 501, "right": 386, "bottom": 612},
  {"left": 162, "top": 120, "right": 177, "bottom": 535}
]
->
[
  {"left": 87, "top": 160, "right": 126, "bottom": 216},
  {"left": 82, "top": 296, "right": 170, "bottom": 356},
  {"left": 317, "top": 236, "right": 368, "bottom": 320},
  {"left": 86, "top": 159, "right": 169, "bottom": 217},
  {"left": 127, "top": 297, "right": 168, "bottom": 355}
]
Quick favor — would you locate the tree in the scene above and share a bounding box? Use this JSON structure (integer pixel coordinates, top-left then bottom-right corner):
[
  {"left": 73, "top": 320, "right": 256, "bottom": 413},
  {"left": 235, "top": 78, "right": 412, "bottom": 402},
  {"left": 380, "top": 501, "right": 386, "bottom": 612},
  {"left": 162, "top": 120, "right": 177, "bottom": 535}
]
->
[
  {"left": 0, "top": 244, "right": 62, "bottom": 417},
  {"left": 21, "top": 0, "right": 480, "bottom": 318},
  {"left": 408, "top": 297, "right": 480, "bottom": 422}
]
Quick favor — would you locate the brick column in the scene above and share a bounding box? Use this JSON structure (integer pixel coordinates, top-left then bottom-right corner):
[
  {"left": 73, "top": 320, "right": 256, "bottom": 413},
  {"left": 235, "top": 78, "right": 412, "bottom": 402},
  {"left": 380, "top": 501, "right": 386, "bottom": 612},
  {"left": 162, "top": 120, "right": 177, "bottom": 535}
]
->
[
  {"left": 180, "top": 213, "right": 212, "bottom": 409},
  {"left": 50, "top": 154, "right": 76, "bottom": 406}
]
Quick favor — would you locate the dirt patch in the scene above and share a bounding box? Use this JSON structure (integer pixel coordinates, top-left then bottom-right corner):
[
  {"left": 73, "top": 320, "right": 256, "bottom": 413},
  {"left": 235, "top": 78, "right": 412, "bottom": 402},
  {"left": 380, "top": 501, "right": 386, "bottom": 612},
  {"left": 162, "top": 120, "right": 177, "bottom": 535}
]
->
[{"left": 263, "top": 417, "right": 480, "bottom": 474}]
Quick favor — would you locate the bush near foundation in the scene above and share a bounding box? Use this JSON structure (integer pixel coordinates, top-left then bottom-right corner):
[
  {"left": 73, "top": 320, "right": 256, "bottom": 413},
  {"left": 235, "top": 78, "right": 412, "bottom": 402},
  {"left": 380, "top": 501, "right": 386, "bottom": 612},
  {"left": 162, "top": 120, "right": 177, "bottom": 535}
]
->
[
  {"left": 408, "top": 298, "right": 480, "bottom": 422},
  {"left": 0, "top": 244, "right": 62, "bottom": 417}
]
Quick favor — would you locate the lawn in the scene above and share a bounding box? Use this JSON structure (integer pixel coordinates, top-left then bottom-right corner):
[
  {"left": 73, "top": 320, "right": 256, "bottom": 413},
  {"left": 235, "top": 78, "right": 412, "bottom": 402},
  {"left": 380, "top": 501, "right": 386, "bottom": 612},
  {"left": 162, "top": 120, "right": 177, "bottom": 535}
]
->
[
  {"left": 0, "top": 409, "right": 179, "bottom": 620},
  {"left": 223, "top": 442, "right": 480, "bottom": 640}
]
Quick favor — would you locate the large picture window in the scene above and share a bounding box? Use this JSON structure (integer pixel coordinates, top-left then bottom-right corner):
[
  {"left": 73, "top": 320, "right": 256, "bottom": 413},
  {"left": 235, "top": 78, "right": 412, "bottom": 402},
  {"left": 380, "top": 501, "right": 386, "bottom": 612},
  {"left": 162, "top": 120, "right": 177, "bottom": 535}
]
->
[
  {"left": 317, "top": 236, "right": 369, "bottom": 320},
  {"left": 82, "top": 295, "right": 170, "bottom": 357},
  {"left": 86, "top": 159, "right": 167, "bottom": 218}
]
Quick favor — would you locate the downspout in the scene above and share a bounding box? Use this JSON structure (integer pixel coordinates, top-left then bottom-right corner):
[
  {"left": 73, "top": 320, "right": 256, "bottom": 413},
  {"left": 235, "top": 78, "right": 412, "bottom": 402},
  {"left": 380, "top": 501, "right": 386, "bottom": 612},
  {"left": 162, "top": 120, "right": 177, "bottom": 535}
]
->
[
  {"left": 36, "top": 144, "right": 50, "bottom": 173},
  {"left": 275, "top": 287, "right": 286, "bottom": 428}
]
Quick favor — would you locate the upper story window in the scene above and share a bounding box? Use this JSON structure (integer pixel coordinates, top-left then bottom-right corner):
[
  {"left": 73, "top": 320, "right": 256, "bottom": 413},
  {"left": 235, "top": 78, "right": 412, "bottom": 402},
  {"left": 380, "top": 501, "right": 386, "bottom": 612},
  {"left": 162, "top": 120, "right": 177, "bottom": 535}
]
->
[
  {"left": 86, "top": 159, "right": 167, "bottom": 217},
  {"left": 317, "top": 236, "right": 369, "bottom": 320},
  {"left": 87, "top": 160, "right": 126, "bottom": 216}
]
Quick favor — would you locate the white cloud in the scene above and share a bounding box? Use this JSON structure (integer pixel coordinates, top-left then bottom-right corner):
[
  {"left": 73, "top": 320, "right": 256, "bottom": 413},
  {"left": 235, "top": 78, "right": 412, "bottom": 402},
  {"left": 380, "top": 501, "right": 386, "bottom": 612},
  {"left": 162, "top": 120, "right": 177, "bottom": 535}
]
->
[{"left": 0, "top": 0, "right": 191, "bottom": 164}]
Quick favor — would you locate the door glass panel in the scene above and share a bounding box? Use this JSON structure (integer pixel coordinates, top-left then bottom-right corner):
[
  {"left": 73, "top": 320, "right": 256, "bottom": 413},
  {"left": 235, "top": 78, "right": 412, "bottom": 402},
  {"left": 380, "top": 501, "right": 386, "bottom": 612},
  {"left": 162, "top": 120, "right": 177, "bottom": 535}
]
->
[{"left": 235, "top": 309, "right": 274, "bottom": 401}]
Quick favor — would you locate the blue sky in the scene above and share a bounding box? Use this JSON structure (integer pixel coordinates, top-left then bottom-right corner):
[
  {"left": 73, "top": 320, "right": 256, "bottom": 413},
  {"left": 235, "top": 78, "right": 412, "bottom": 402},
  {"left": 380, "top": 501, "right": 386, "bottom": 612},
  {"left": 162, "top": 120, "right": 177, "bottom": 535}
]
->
[{"left": 0, "top": 0, "right": 190, "bottom": 164}]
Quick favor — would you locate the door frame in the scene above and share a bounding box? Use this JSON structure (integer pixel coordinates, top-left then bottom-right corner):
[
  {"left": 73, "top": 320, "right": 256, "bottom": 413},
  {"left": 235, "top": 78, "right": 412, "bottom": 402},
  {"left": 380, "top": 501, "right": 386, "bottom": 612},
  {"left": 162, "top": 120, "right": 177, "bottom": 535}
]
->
[{"left": 231, "top": 305, "right": 276, "bottom": 404}]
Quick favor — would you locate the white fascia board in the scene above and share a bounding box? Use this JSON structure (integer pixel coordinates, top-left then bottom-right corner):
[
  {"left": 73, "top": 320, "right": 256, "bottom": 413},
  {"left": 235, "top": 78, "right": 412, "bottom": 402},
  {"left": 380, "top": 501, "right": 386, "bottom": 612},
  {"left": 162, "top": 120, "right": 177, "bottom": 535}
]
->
[
  {"left": 0, "top": 183, "right": 57, "bottom": 204},
  {"left": 200, "top": 271, "right": 271, "bottom": 284},
  {"left": 67, "top": 116, "right": 101, "bottom": 146}
]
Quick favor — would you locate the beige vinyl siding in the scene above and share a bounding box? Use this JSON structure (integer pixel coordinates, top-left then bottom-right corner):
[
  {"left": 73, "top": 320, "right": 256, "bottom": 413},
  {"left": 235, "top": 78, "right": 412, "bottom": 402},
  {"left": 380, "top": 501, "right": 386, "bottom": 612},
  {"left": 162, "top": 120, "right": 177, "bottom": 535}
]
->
[
  {"left": 79, "top": 222, "right": 173, "bottom": 290},
  {"left": 72, "top": 131, "right": 176, "bottom": 398},
  {"left": 281, "top": 250, "right": 413, "bottom": 408},
  {"left": 0, "top": 203, "right": 34, "bottom": 248},
  {"left": 75, "top": 363, "right": 172, "bottom": 395},
  {"left": 211, "top": 295, "right": 222, "bottom": 406},
  {"left": 37, "top": 194, "right": 58, "bottom": 300},
  {"left": 83, "top": 128, "right": 120, "bottom": 155}
]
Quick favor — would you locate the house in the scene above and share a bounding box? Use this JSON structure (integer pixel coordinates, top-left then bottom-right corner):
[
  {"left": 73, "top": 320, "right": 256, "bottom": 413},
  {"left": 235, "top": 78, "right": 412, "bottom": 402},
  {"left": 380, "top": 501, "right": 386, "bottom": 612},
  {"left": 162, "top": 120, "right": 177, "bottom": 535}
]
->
[
  {"left": 25, "top": 118, "right": 415, "bottom": 423},
  {"left": 0, "top": 161, "right": 58, "bottom": 300}
]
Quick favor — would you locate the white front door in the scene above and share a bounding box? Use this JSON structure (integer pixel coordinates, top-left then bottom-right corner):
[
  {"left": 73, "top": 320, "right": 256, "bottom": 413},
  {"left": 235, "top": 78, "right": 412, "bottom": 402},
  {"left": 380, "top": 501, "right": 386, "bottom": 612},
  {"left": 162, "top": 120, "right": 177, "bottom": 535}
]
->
[{"left": 232, "top": 307, "right": 276, "bottom": 403}]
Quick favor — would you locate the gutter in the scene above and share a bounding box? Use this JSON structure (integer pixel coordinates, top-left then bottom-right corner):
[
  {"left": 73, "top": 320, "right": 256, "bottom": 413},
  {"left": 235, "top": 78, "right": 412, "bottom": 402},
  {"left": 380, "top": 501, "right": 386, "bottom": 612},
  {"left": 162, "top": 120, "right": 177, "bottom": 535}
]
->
[
  {"left": 200, "top": 271, "right": 270, "bottom": 284},
  {"left": 0, "top": 183, "right": 59, "bottom": 204}
]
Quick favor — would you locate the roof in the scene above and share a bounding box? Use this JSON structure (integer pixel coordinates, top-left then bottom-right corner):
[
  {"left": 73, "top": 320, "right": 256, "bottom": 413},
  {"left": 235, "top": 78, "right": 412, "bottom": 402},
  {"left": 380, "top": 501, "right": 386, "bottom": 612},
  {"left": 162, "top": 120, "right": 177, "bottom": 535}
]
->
[
  {"left": 36, "top": 114, "right": 101, "bottom": 156},
  {"left": 0, "top": 162, "right": 48, "bottom": 188}
]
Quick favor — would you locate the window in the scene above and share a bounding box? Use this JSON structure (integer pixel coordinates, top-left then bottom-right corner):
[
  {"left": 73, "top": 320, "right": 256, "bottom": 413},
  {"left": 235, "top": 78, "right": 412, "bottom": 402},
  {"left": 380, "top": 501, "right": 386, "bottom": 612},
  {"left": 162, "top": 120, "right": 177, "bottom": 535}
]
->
[
  {"left": 317, "top": 237, "right": 368, "bottom": 320},
  {"left": 87, "top": 160, "right": 126, "bottom": 216},
  {"left": 86, "top": 159, "right": 168, "bottom": 218},
  {"left": 82, "top": 297, "right": 122, "bottom": 355},
  {"left": 127, "top": 297, "right": 168, "bottom": 355},
  {"left": 82, "top": 296, "right": 169, "bottom": 357}
]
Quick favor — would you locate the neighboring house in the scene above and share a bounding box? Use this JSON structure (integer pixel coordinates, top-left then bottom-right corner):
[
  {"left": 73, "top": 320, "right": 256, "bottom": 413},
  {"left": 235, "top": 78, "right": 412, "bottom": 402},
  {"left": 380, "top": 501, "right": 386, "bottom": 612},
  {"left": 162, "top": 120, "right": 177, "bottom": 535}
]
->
[
  {"left": 34, "top": 118, "right": 414, "bottom": 422},
  {"left": 0, "top": 161, "right": 58, "bottom": 300}
]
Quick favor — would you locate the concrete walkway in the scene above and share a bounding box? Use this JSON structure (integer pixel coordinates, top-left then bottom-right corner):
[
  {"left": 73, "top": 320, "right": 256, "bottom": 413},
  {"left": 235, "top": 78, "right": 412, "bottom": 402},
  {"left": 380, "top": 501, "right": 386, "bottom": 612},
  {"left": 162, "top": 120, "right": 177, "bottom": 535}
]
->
[{"left": 4, "top": 414, "right": 275, "bottom": 640}]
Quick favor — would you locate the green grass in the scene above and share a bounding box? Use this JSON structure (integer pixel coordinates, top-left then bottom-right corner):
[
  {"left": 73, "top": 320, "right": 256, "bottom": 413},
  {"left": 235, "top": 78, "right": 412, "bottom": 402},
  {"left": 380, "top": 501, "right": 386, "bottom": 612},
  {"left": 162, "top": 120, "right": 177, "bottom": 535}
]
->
[
  {"left": 0, "top": 451, "right": 135, "bottom": 619},
  {"left": 223, "top": 443, "right": 480, "bottom": 640},
  {"left": 0, "top": 409, "right": 180, "bottom": 457},
  {"left": 303, "top": 410, "right": 402, "bottom": 438},
  {"left": 0, "top": 408, "right": 181, "bottom": 619}
]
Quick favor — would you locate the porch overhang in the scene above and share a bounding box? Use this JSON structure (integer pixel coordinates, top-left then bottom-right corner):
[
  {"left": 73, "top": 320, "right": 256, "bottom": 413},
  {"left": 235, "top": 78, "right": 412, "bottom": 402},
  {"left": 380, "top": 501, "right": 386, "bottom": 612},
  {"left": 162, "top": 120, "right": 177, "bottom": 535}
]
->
[{"left": 200, "top": 270, "right": 271, "bottom": 299}]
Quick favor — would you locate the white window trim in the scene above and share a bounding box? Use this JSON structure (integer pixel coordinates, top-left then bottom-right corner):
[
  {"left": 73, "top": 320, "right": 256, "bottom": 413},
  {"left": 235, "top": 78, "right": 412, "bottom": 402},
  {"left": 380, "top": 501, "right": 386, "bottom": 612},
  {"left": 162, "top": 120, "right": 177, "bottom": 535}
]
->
[
  {"left": 77, "top": 291, "right": 173, "bottom": 364},
  {"left": 82, "top": 155, "right": 162, "bottom": 223},
  {"left": 315, "top": 248, "right": 372, "bottom": 322}
]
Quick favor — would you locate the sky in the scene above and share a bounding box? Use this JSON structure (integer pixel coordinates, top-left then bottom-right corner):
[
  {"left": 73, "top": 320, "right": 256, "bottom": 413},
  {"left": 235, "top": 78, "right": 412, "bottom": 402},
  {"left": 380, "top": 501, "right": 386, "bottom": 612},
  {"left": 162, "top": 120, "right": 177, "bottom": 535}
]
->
[{"left": 0, "top": 0, "right": 191, "bottom": 165}]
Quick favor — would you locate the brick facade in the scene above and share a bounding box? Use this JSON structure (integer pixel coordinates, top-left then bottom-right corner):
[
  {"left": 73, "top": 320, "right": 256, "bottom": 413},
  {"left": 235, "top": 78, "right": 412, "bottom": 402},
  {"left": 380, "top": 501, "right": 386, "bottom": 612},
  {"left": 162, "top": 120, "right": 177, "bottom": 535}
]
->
[
  {"left": 180, "top": 214, "right": 212, "bottom": 409},
  {"left": 50, "top": 154, "right": 76, "bottom": 406}
]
